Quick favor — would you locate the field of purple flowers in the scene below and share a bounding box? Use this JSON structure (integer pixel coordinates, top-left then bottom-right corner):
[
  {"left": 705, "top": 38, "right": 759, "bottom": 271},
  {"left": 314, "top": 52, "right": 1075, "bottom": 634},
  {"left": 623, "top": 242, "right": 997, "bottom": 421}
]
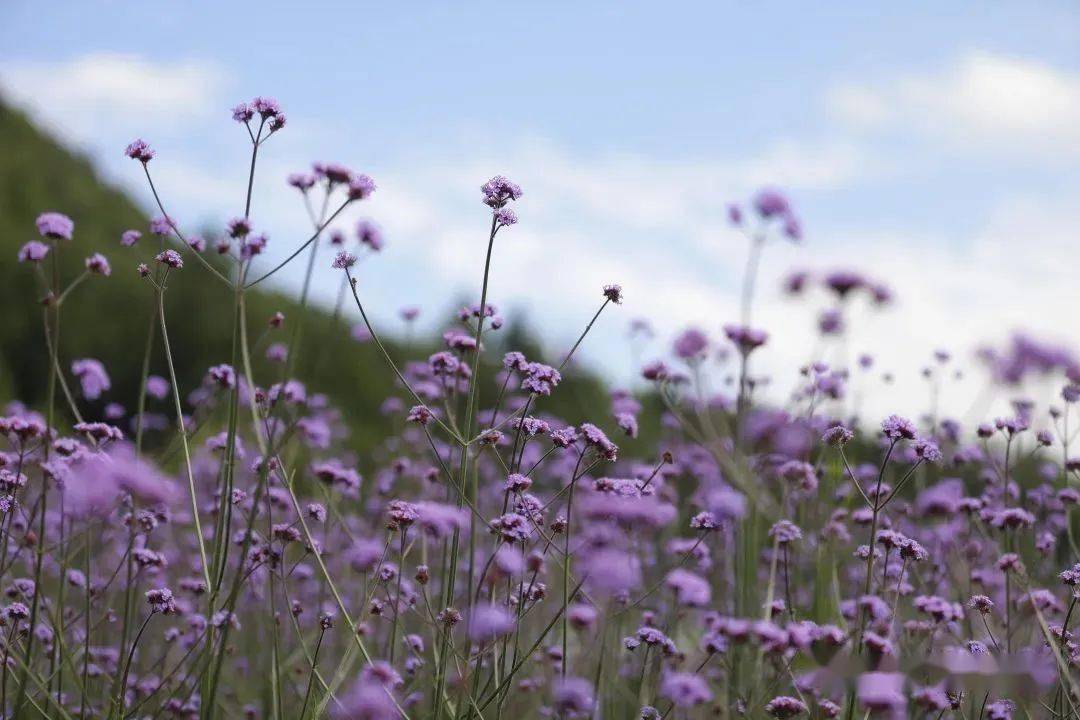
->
[{"left": 5, "top": 96, "right": 1080, "bottom": 720}]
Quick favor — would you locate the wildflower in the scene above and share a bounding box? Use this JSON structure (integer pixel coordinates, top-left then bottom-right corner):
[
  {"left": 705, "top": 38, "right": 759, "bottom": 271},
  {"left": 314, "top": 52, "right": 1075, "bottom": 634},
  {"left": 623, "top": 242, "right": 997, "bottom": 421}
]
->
[
  {"left": 334, "top": 680, "right": 397, "bottom": 720},
  {"left": 673, "top": 328, "right": 708, "bottom": 360},
  {"left": 146, "top": 587, "right": 177, "bottom": 614},
  {"left": 251, "top": 96, "right": 282, "bottom": 120},
  {"left": 603, "top": 284, "right": 624, "bottom": 304},
  {"left": 232, "top": 103, "right": 254, "bottom": 123},
  {"left": 84, "top": 253, "right": 111, "bottom": 276},
  {"left": 150, "top": 215, "right": 174, "bottom": 235},
  {"left": 753, "top": 188, "right": 791, "bottom": 219},
  {"left": 552, "top": 677, "right": 594, "bottom": 718},
  {"left": 765, "top": 696, "right": 808, "bottom": 718},
  {"left": 227, "top": 218, "right": 251, "bottom": 238},
  {"left": 769, "top": 520, "right": 802, "bottom": 544},
  {"left": 72, "top": 359, "right": 111, "bottom": 400},
  {"left": 660, "top": 671, "right": 712, "bottom": 707},
  {"left": 208, "top": 364, "right": 237, "bottom": 389},
  {"left": 857, "top": 672, "right": 905, "bottom": 715},
  {"left": 481, "top": 175, "right": 523, "bottom": 208},
  {"left": 777, "top": 460, "right": 818, "bottom": 493},
  {"left": 386, "top": 500, "right": 419, "bottom": 531},
  {"left": 361, "top": 660, "right": 404, "bottom": 689},
  {"left": 490, "top": 513, "right": 531, "bottom": 543},
  {"left": 18, "top": 241, "right": 49, "bottom": 263},
  {"left": 347, "top": 174, "right": 377, "bottom": 201},
  {"left": 690, "top": 511, "right": 719, "bottom": 530},
  {"left": 287, "top": 172, "right": 315, "bottom": 191},
  {"left": 881, "top": 414, "right": 917, "bottom": 440},
  {"left": 724, "top": 324, "right": 768, "bottom": 353},
  {"left": 145, "top": 375, "right": 169, "bottom": 400},
  {"left": 616, "top": 412, "right": 639, "bottom": 438},
  {"left": 494, "top": 207, "right": 517, "bottom": 227},
  {"left": 914, "top": 437, "right": 942, "bottom": 463},
  {"left": 580, "top": 423, "right": 619, "bottom": 460},
  {"left": 332, "top": 251, "right": 357, "bottom": 269},
  {"left": 469, "top": 603, "right": 514, "bottom": 642},
  {"left": 504, "top": 473, "right": 532, "bottom": 493},
  {"left": 155, "top": 250, "right": 183, "bottom": 269},
  {"left": 522, "top": 362, "right": 561, "bottom": 396},
  {"left": 35, "top": 212, "right": 76, "bottom": 243},
  {"left": 124, "top": 139, "right": 155, "bottom": 163},
  {"left": 551, "top": 426, "right": 579, "bottom": 448},
  {"left": 357, "top": 220, "right": 384, "bottom": 251},
  {"left": 241, "top": 233, "right": 267, "bottom": 259},
  {"left": 664, "top": 568, "right": 711, "bottom": 607},
  {"left": 120, "top": 230, "right": 142, "bottom": 247},
  {"left": 406, "top": 405, "right": 433, "bottom": 425}
]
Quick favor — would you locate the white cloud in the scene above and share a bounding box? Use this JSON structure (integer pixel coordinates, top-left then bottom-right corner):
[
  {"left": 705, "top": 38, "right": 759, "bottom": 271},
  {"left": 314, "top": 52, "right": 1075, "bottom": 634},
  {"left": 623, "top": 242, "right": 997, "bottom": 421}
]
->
[
  {"left": 828, "top": 50, "right": 1080, "bottom": 160},
  {"left": 0, "top": 53, "right": 227, "bottom": 145}
]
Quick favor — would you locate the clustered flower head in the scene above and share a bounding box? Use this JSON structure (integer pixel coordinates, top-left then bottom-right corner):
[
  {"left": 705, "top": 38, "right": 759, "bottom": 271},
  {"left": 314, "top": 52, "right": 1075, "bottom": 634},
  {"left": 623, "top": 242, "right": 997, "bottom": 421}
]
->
[{"left": 481, "top": 175, "right": 523, "bottom": 209}]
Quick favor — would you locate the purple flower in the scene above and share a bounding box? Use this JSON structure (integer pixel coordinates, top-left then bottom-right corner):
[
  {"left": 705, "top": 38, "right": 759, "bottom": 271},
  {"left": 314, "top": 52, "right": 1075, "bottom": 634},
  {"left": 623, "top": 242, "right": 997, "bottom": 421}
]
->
[
  {"left": 85, "top": 253, "right": 111, "bottom": 276},
  {"left": 71, "top": 359, "right": 111, "bottom": 400},
  {"left": 145, "top": 375, "right": 169, "bottom": 400},
  {"left": 18, "top": 241, "right": 49, "bottom": 263},
  {"left": 155, "top": 250, "right": 183, "bottom": 269},
  {"left": 348, "top": 174, "right": 377, "bottom": 201},
  {"left": 552, "top": 677, "right": 594, "bottom": 718},
  {"left": 913, "top": 437, "right": 942, "bottom": 463},
  {"left": 251, "top": 96, "right": 282, "bottom": 119},
  {"left": 120, "top": 230, "right": 142, "bottom": 247},
  {"left": 208, "top": 364, "right": 236, "bottom": 389},
  {"left": 287, "top": 172, "right": 316, "bottom": 191},
  {"left": 765, "top": 696, "right": 808, "bottom": 718},
  {"left": 724, "top": 324, "right": 768, "bottom": 353},
  {"left": 468, "top": 603, "right": 514, "bottom": 642},
  {"left": 881, "top": 414, "right": 917, "bottom": 440},
  {"left": 494, "top": 207, "right": 518, "bottom": 227},
  {"left": 149, "top": 215, "right": 174, "bottom": 236},
  {"left": 769, "top": 519, "right": 802, "bottom": 544},
  {"left": 664, "top": 568, "right": 711, "bottom": 607},
  {"left": 481, "top": 175, "right": 523, "bottom": 208},
  {"left": 333, "top": 680, "right": 398, "bottom": 720},
  {"left": 36, "top": 212, "right": 74, "bottom": 240},
  {"left": 753, "top": 188, "right": 791, "bottom": 219},
  {"left": 357, "top": 221, "right": 384, "bottom": 251},
  {"left": 673, "top": 328, "right": 708, "bottom": 360},
  {"left": 857, "top": 672, "right": 906, "bottom": 715},
  {"left": 226, "top": 217, "right": 251, "bottom": 238},
  {"left": 332, "top": 251, "right": 357, "bottom": 269},
  {"left": 603, "top": 284, "right": 624, "bottom": 304},
  {"left": 145, "top": 587, "right": 177, "bottom": 614},
  {"left": 727, "top": 203, "right": 743, "bottom": 225},
  {"left": 660, "top": 671, "right": 712, "bottom": 707},
  {"left": 489, "top": 513, "right": 531, "bottom": 543},
  {"left": 822, "top": 425, "right": 854, "bottom": 447},
  {"left": 124, "top": 139, "right": 155, "bottom": 163},
  {"left": 231, "top": 103, "right": 254, "bottom": 123},
  {"left": 522, "top": 362, "right": 562, "bottom": 396},
  {"left": 580, "top": 422, "right": 618, "bottom": 460}
]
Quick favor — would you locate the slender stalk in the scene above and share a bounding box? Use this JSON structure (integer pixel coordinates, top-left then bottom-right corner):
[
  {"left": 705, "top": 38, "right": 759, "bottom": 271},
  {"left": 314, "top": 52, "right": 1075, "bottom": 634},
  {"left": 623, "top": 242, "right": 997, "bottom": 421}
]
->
[{"left": 158, "top": 283, "right": 213, "bottom": 589}]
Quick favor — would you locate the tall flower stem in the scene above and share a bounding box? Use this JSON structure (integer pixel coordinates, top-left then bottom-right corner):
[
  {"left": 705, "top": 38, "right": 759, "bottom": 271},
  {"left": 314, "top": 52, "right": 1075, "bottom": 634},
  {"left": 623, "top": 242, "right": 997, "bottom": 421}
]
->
[
  {"left": 14, "top": 243, "right": 61, "bottom": 717},
  {"left": 158, "top": 283, "right": 213, "bottom": 589},
  {"left": 434, "top": 216, "right": 499, "bottom": 720}
]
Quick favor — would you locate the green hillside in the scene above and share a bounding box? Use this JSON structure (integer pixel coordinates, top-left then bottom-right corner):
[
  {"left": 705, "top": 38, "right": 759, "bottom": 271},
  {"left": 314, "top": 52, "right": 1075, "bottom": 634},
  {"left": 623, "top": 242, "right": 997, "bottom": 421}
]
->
[{"left": 0, "top": 100, "right": 621, "bottom": 452}]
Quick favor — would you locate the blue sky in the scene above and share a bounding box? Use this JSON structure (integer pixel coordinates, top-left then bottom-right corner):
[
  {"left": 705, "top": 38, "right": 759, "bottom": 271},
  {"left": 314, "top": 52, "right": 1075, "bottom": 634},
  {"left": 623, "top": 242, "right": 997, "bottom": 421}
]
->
[{"left": 3, "top": 1, "right": 1079, "bottom": 418}]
